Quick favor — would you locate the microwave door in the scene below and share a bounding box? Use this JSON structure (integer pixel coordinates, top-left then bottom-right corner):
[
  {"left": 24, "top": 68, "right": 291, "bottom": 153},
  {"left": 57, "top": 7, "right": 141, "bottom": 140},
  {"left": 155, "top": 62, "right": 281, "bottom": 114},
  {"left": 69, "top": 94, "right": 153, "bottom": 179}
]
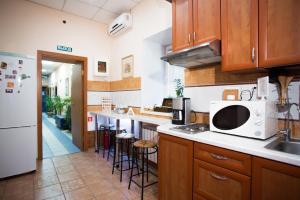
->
[{"left": 212, "top": 105, "right": 250, "bottom": 130}]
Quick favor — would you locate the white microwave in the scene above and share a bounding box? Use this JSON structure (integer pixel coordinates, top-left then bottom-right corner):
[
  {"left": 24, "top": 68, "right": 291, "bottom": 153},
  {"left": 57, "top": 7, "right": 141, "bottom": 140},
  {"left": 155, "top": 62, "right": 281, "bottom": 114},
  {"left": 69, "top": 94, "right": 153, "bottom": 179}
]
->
[{"left": 209, "top": 101, "right": 278, "bottom": 140}]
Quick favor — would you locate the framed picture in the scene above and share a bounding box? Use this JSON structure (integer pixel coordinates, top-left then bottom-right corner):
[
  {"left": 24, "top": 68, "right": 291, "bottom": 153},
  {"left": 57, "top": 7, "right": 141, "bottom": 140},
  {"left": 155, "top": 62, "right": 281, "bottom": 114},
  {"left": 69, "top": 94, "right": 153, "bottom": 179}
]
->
[
  {"left": 122, "top": 55, "right": 134, "bottom": 79},
  {"left": 94, "top": 59, "right": 109, "bottom": 76}
]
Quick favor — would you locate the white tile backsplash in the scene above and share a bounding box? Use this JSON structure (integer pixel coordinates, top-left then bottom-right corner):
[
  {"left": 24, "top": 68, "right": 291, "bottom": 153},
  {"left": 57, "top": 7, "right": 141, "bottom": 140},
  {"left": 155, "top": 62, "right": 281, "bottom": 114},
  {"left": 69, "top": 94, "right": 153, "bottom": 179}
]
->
[
  {"left": 184, "top": 81, "right": 300, "bottom": 120},
  {"left": 87, "top": 91, "right": 111, "bottom": 105}
]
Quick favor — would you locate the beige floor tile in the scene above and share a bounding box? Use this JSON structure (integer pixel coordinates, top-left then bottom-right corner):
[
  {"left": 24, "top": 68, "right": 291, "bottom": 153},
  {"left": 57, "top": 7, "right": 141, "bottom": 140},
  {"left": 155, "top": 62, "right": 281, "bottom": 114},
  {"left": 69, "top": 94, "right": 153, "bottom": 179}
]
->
[
  {"left": 34, "top": 174, "right": 59, "bottom": 189},
  {"left": 95, "top": 190, "right": 127, "bottom": 200},
  {"left": 81, "top": 174, "right": 102, "bottom": 185},
  {"left": 86, "top": 180, "right": 116, "bottom": 196},
  {"left": 44, "top": 195, "right": 66, "bottom": 200},
  {"left": 55, "top": 165, "right": 76, "bottom": 175},
  {"left": 4, "top": 179, "right": 33, "bottom": 199},
  {"left": 34, "top": 184, "right": 63, "bottom": 200},
  {"left": 64, "top": 187, "right": 94, "bottom": 200},
  {"left": 61, "top": 178, "right": 85, "bottom": 193},
  {"left": 58, "top": 171, "right": 79, "bottom": 183}
]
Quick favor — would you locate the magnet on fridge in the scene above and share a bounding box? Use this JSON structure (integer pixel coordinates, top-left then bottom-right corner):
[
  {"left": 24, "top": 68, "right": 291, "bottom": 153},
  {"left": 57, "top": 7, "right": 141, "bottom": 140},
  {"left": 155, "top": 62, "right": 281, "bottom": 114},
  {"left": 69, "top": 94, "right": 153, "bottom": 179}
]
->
[
  {"left": 0, "top": 70, "right": 2, "bottom": 75},
  {"left": 12, "top": 70, "right": 17, "bottom": 75},
  {"left": 7, "top": 82, "right": 14, "bottom": 88},
  {"left": 5, "top": 89, "right": 13, "bottom": 93},
  {"left": 1, "top": 62, "right": 7, "bottom": 69},
  {"left": 18, "top": 60, "right": 23, "bottom": 65}
]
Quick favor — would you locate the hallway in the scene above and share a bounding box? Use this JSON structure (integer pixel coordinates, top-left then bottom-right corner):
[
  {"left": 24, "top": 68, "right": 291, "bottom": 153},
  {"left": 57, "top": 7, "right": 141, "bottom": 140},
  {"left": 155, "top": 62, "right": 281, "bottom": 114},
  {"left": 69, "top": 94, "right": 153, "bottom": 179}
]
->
[{"left": 43, "top": 114, "right": 80, "bottom": 158}]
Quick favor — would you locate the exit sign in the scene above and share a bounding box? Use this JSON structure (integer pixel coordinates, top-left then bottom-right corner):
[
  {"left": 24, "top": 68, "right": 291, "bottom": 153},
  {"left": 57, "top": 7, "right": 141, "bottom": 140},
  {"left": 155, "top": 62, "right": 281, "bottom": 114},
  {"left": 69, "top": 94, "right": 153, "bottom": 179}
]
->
[{"left": 57, "top": 45, "right": 72, "bottom": 52}]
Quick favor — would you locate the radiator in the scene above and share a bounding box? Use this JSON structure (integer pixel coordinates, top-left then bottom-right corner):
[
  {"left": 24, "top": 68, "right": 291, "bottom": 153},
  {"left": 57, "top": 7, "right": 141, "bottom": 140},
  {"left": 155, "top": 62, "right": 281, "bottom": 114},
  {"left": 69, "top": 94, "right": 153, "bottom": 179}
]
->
[{"left": 142, "top": 125, "right": 158, "bottom": 164}]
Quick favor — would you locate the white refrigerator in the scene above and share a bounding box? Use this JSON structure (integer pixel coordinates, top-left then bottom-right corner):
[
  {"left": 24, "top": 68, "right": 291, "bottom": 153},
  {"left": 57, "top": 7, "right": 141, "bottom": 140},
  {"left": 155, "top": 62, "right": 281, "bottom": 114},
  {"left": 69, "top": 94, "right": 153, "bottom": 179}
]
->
[{"left": 0, "top": 52, "right": 37, "bottom": 178}]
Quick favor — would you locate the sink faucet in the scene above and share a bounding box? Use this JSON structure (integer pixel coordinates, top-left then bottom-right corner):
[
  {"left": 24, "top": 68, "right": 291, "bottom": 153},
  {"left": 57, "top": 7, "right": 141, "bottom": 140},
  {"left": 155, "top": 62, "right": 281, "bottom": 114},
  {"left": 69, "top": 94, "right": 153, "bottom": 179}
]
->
[{"left": 279, "top": 103, "right": 300, "bottom": 142}]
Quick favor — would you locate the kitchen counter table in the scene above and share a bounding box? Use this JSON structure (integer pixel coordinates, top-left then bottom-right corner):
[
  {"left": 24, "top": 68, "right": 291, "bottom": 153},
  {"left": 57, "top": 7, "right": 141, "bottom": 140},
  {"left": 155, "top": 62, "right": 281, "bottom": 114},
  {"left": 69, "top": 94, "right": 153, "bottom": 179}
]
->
[{"left": 90, "top": 111, "right": 171, "bottom": 152}]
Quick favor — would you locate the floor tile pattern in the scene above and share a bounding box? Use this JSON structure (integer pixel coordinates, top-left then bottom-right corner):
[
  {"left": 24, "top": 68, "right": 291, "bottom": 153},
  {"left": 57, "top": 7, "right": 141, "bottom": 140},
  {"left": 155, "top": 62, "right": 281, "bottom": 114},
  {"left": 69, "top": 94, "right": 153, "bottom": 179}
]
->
[
  {"left": 42, "top": 114, "right": 80, "bottom": 158},
  {"left": 0, "top": 149, "right": 158, "bottom": 200}
]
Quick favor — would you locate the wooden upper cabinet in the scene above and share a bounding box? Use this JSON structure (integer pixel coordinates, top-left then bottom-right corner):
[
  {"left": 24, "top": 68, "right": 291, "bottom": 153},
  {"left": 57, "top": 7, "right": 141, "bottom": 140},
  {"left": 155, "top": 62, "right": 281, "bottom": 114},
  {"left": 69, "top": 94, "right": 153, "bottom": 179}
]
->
[
  {"left": 193, "top": 0, "right": 220, "bottom": 45},
  {"left": 158, "top": 133, "right": 193, "bottom": 200},
  {"left": 259, "top": 0, "right": 300, "bottom": 67},
  {"left": 221, "top": 0, "right": 258, "bottom": 71},
  {"left": 172, "top": 0, "right": 193, "bottom": 51},
  {"left": 252, "top": 157, "right": 300, "bottom": 200}
]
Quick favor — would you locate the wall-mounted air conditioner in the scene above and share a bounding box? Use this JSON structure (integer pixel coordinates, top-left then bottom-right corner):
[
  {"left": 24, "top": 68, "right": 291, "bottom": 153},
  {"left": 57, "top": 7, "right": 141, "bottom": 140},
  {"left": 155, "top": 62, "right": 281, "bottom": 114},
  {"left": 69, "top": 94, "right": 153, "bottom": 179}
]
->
[{"left": 108, "top": 13, "right": 132, "bottom": 37}]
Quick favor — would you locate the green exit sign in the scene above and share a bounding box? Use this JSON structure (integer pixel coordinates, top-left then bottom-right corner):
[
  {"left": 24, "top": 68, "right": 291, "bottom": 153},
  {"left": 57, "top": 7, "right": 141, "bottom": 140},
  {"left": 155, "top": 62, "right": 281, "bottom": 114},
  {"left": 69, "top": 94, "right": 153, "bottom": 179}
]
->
[{"left": 57, "top": 45, "right": 72, "bottom": 52}]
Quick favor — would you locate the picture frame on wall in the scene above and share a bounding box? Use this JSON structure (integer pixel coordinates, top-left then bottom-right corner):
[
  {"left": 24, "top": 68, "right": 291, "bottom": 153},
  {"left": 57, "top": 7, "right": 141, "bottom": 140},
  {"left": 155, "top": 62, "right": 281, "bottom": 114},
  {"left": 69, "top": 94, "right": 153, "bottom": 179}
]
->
[
  {"left": 94, "top": 59, "right": 109, "bottom": 76},
  {"left": 122, "top": 55, "right": 134, "bottom": 79}
]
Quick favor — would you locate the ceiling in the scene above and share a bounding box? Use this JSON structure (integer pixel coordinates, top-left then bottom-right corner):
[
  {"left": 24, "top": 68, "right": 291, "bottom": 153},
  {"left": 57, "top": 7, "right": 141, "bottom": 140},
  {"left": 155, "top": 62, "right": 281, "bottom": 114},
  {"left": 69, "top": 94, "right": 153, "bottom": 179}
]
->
[
  {"left": 27, "top": 0, "right": 142, "bottom": 24},
  {"left": 42, "top": 60, "right": 65, "bottom": 75}
]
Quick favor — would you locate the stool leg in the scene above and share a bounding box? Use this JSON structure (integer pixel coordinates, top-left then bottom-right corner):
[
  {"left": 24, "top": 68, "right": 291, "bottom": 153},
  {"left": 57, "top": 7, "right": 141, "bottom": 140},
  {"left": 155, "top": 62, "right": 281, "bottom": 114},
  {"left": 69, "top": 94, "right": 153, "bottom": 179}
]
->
[
  {"left": 112, "top": 138, "right": 117, "bottom": 174},
  {"left": 107, "top": 132, "right": 112, "bottom": 161},
  {"left": 146, "top": 148, "right": 149, "bottom": 182},
  {"left": 141, "top": 148, "right": 145, "bottom": 200},
  {"left": 136, "top": 149, "right": 140, "bottom": 176},
  {"left": 127, "top": 139, "right": 131, "bottom": 169},
  {"left": 128, "top": 146, "right": 135, "bottom": 189},
  {"left": 120, "top": 139, "right": 123, "bottom": 182},
  {"left": 102, "top": 130, "right": 106, "bottom": 158}
]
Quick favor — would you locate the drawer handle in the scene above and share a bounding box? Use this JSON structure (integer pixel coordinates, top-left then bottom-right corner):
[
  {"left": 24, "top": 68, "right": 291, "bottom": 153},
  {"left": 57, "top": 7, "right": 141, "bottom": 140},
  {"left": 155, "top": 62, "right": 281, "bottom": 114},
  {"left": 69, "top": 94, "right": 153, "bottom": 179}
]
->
[
  {"left": 210, "top": 173, "right": 228, "bottom": 181},
  {"left": 209, "top": 153, "right": 229, "bottom": 160}
]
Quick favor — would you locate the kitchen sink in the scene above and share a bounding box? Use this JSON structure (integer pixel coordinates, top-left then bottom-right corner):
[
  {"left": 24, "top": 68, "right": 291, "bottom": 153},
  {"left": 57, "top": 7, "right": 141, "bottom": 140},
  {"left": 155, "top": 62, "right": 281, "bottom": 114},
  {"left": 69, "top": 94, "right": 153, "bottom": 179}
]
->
[{"left": 265, "top": 138, "right": 300, "bottom": 155}]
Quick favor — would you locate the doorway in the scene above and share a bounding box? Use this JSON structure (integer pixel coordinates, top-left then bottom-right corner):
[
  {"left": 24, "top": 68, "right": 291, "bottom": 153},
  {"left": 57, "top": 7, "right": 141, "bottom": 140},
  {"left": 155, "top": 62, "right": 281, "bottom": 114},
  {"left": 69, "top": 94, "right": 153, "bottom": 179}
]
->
[{"left": 37, "top": 51, "right": 88, "bottom": 160}]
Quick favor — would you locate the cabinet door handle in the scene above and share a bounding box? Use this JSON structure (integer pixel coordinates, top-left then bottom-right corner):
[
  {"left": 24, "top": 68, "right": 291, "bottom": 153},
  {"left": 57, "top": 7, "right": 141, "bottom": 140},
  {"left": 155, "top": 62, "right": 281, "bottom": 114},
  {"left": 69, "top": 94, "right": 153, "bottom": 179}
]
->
[
  {"left": 210, "top": 172, "right": 228, "bottom": 181},
  {"left": 188, "top": 33, "right": 191, "bottom": 44},
  {"left": 209, "top": 153, "right": 229, "bottom": 160},
  {"left": 193, "top": 32, "right": 196, "bottom": 41},
  {"left": 252, "top": 47, "right": 255, "bottom": 63}
]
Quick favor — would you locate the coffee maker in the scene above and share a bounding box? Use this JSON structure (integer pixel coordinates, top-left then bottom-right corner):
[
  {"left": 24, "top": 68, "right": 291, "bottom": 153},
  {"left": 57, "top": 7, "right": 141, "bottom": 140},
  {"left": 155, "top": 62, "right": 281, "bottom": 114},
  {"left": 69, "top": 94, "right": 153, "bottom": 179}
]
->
[{"left": 172, "top": 97, "right": 191, "bottom": 125}]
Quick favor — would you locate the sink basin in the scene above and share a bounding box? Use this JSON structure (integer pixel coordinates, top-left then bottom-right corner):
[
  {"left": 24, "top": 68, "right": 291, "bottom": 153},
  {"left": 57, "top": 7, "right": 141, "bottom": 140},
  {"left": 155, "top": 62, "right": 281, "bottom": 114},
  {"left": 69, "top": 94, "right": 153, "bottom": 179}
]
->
[{"left": 265, "top": 139, "right": 300, "bottom": 155}]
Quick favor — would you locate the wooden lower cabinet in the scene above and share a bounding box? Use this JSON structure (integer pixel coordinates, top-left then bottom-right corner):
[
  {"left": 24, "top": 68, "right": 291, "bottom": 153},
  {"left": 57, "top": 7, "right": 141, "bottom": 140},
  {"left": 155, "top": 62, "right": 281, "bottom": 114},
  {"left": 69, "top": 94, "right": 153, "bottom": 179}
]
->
[
  {"left": 194, "top": 193, "right": 208, "bottom": 200},
  {"left": 158, "top": 134, "right": 193, "bottom": 200},
  {"left": 252, "top": 157, "right": 300, "bottom": 200},
  {"left": 194, "top": 160, "right": 251, "bottom": 200}
]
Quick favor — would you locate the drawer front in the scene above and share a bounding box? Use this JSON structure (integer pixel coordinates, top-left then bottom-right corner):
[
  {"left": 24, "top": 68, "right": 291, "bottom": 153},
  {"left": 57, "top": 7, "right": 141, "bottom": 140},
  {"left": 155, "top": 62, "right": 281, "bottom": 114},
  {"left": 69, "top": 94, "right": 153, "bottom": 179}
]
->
[
  {"left": 194, "top": 143, "right": 252, "bottom": 176},
  {"left": 194, "top": 193, "right": 208, "bottom": 200},
  {"left": 194, "top": 160, "right": 251, "bottom": 200}
]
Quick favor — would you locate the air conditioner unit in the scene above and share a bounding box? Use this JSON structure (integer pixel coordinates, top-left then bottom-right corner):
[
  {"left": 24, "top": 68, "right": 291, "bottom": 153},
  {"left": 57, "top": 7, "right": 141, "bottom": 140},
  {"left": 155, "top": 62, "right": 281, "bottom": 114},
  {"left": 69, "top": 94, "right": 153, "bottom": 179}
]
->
[{"left": 108, "top": 13, "right": 132, "bottom": 37}]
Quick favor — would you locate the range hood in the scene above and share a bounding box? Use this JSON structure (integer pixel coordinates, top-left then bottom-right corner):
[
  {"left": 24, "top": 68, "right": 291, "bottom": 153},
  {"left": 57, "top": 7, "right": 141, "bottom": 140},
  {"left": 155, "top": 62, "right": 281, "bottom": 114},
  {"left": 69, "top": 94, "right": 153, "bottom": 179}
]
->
[{"left": 161, "top": 40, "right": 221, "bottom": 68}]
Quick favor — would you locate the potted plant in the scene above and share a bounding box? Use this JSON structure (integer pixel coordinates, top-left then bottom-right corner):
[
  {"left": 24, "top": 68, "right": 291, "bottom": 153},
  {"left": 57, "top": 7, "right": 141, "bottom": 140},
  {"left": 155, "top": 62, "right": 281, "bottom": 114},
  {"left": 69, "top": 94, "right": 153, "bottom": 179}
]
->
[
  {"left": 174, "top": 78, "right": 184, "bottom": 97},
  {"left": 53, "top": 96, "right": 64, "bottom": 115},
  {"left": 45, "top": 96, "right": 54, "bottom": 117},
  {"left": 64, "top": 97, "right": 72, "bottom": 130}
]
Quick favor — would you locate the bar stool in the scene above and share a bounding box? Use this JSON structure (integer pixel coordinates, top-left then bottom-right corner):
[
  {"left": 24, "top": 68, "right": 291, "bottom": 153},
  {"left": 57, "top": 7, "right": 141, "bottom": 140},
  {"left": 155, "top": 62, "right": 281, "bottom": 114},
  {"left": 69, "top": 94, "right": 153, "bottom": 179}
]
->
[
  {"left": 106, "top": 127, "right": 127, "bottom": 161},
  {"left": 112, "top": 131, "right": 135, "bottom": 182},
  {"left": 100, "top": 124, "right": 114, "bottom": 158},
  {"left": 128, "top": 140, "right": 158, "bottom": 200}
]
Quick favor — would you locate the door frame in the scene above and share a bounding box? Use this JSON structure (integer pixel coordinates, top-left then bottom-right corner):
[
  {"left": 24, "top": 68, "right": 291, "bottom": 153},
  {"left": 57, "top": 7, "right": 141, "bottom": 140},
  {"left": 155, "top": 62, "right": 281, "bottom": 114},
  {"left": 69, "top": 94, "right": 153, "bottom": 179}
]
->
[{"left": 37, "top": 50, "right": 88, "bottom": 160}]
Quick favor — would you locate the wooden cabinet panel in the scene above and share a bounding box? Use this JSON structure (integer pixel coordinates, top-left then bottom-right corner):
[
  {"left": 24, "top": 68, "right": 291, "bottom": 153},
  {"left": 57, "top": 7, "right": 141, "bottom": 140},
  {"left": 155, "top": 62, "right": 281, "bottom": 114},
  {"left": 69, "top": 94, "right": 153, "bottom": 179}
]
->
[
  {"left": 259, "top": 0, "right": 300, "bottom": 67},
  {"left": 194, "top": 193, "right": 208, "bottom": 200},
  {"left": 158, "top": 133, "right": 193, "bottom": 200},
  {"left": 194, "top": 160, "right": 251, "bottom": 200},
  {"left": 194, "top": 143, "right": 252, "bottom": 176},
  {"left": 193, "top": 0, "right": 220, "bottom": 45},
  {"left": 172, "top": 0, "right": 193, "bottom": 51},
  {"left": 221, "top": 0, "right": 258, "bottom": 71},
  {"left": 252, "top": 157, "right": 300, "bottom": 200}
]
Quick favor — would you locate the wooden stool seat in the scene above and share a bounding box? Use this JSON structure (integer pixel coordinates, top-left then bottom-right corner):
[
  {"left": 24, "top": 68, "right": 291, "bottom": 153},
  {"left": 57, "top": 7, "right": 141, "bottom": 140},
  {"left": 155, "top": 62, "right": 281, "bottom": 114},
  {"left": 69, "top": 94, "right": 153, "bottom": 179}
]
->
[
  {"left": 133, "top": 140, "right": 157, "bottom": 148},
  {"left": 116, "top": 132, "right": 135, "bottom": 139}
]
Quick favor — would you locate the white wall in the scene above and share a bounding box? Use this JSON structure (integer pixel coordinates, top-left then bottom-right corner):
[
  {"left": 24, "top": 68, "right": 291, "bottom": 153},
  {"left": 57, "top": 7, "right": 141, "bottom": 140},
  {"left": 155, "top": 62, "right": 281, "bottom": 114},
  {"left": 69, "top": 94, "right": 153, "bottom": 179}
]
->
[
  {"left": 49, "top": 63, "right": 74, "bottom": 98},
  {"left": 0, "top": 0, "right": 112, "bottom": 81},
  {"left": 110, "top": 0, "right": 172, "bottom": 107}
]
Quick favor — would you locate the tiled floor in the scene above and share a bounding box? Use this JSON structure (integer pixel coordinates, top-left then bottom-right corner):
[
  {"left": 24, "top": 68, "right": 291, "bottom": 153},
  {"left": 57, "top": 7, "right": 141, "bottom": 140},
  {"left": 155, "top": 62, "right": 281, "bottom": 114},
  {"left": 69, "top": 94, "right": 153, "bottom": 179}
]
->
[
  {"left": 0, "top": 149, "right": 158, "bottom": 200},
  {"left": 43, "top": 114, "right": 80, "bottom": 158}
]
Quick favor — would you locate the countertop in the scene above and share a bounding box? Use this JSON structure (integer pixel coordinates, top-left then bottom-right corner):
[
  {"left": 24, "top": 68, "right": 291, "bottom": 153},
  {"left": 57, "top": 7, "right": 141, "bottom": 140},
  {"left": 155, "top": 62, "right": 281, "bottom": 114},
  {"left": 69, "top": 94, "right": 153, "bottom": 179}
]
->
[
  {"left": 90, "top": 111, "right": 171, "bottom": 125},
  {"left": 157, "top": 124, "right": 300, "bottom": 167}
]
